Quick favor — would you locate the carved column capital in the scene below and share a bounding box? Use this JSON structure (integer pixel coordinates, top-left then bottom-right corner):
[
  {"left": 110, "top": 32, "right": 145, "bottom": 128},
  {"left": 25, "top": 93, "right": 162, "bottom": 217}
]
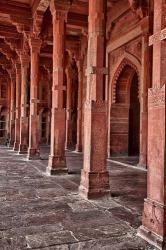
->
[
  {"left": 33, "top": 11, "right": 44, "bottom": 37},
  {"left": 29, "top": 37, "right": 42, "bottom": 53},
  {"left": 15, "top": 63, "right": 21, "bottom": 74},
  {"left": 20, "top": 53, "right": 30, "bottom": 67},
  {"left": 9, "top": 73, "right": 16, "bottom": 82},
  {"left": 50, "top": 0, "right": 71, "bottom": 22}
]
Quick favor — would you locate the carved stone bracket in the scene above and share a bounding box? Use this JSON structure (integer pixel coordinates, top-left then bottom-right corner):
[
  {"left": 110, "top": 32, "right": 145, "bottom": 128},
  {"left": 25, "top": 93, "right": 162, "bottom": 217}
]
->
[
  {"left": 33, "top": 10, "right": 45, "bottom": 37},
  {"left": 9, "top": 15, "right": 31, "bottom": 35},
  {"left": 128, "top": 0, "right": 148, "bottom": 19},
  {"left": 50, "top": 0, "right": 71, "bottom": 22},
  {"left": 29, "top": 37, "right": 42, "bottom": 53}
]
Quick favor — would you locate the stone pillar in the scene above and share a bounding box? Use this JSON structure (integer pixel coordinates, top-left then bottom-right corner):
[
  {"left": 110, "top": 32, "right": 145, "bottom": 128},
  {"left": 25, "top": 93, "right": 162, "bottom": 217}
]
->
[
  {"left": 6, "top": 80, "right": 11, "bottom": 140},
  {"left": 19, "top": 54, "right": 29, "bottom": 154},
  {"left": 47, "top": 0, "right": 70, "bottom": 175},
  {"left": 13, "top": 64, "right": 21, "bottom": 151},
  {"left": 9, "top": 74, "right": 15, "bottom": 147},
  {"left": 138, "top": 17, "right": 150, "bottom": 168},
  {"left": 138, "top": 0, "right": 166, "bottom": 248},
  {"left": 75, "top": 59, "right": 83, "bottom": 152},
  {"left": 79, "top": 0, "right": 110, "bottom": 199},
  {"left": 27, "top": 37, "right": 41, "bottom": 160},
  {"left": 65, "top": 67, "right": 73, "bottom": 149},
  {"left": 81, "top": 52, "right": 87, "bottom": 152}
]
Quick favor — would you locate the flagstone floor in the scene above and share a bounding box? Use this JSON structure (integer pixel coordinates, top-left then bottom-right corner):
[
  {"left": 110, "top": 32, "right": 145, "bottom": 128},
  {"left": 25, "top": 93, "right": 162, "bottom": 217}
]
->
[{"left": 0, "top": 145, "right": 154, "bottom": 250}]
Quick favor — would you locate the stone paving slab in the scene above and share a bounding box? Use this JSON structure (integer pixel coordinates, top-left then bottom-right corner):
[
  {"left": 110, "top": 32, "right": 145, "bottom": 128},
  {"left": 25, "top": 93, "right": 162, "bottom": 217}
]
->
[{"left": 0, "top": 146, "right": 155, "bottom": 249}]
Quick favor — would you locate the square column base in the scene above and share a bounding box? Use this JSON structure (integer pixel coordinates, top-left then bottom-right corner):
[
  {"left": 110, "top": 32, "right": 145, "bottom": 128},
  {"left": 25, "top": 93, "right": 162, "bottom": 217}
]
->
[
  {"left": 27, "top": 148, "right": 40, "bottom": 160},
  {"left": 18, "top": 144, "right": 28, "bottom": 154},
  {"left": 137, "top": 226, "right": 165, "bottom": 250},
  {"left": 138, "top": 153, "right": 147, "bottom": 169},
  {"left": 13, "top": 142, "right": 19, "bottom": 151},
  {"left": 9, "top": 139, "right": 14, "bottom": 148},
  {"left": 79, "top": 170, "right": 110, "bottom": 199},
  {"left": 75, "top": 144, "right": 82, "bottom": 152},
  {"left": 138, "top": 198, "right": 166, "bottom": 249},
  {"left": 137, "top": 163, "right": 147, "bottom": 169},
  {"left": 46, "top": 155, "right": 68, "bottom": 175}
]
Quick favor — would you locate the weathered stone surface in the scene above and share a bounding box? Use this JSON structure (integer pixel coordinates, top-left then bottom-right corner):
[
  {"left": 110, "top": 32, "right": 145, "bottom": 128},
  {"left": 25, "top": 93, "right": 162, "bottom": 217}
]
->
[
  {"left": 0, "top": 146, "right": 153, "bottom": 249},
  {"left": 26, "top": 231, "right": 78, "bottom": 249}
]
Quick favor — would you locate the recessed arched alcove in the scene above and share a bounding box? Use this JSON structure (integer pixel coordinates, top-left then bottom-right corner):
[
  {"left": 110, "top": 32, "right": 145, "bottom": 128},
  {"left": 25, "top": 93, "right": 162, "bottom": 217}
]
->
[{"left": 110, "top": 64, "right": 140, "bottom": 156}]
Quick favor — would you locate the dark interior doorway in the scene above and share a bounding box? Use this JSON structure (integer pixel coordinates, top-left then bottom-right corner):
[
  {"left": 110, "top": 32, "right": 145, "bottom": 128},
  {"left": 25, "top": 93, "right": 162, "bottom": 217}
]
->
[{"left": 128, "top": 72, "right": 140, "bottom": 156}]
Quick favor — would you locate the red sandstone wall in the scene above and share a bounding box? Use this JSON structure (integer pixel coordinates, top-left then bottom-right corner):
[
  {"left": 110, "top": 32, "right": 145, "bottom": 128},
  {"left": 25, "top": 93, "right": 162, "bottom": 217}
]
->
[{"left": 107, "top": 7, "right": 142, "bottom": 156}]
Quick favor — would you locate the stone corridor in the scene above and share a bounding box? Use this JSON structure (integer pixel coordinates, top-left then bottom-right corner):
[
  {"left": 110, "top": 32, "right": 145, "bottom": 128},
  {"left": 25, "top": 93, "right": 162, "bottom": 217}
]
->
[{"left": 0, "top": 146, "right": 154, "bottom": 250}]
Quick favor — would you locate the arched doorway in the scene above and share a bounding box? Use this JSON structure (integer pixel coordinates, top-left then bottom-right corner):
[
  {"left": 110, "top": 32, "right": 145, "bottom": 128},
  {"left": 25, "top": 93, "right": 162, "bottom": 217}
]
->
[
  {"left": 128, "top": 72, "right": 140, "bottom": 155},
  {"left": 110, "top": 64, "right": 140, "bottom": 156},
  {"left": 70, "top": 59, "right": 78, "bottom": 149}
]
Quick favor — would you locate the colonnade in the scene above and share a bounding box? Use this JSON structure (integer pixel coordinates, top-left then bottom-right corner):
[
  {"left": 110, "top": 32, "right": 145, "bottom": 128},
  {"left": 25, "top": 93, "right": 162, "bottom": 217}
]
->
[
  {"left": 7, "top": 0, "right": 110, "bottom": 200},
  {"left": 4, "top": 0, "right": 166, "bottom": 248}
]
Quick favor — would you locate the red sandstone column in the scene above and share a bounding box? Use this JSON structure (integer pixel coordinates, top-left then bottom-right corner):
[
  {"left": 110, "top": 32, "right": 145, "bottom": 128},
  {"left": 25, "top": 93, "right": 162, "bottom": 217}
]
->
[
  {"left": 13, "top": 63, "right": 21, "bottom": 151},
  {"left": 19, "top": 54, "right": 29, "bottom": 154},
  {"left": 138, "top": 0, "right": 166, "bottom": 248},
  {"left": 47, "top": 0, "right": 70, "bottom": 175},
  {"left": 79, "top": 0, "right": 110, "bottom": 199},
  {"left": 81, "top": 52, "right": 87, "bottom": 152},
  {"left": 65, "top": 67, "right": 73, "bottom": 149},
  {"left": 75, "top": 59, "right": 83, "bottom": 152},
  {"left": 9, "top": 74, "right": 15, "bottom": 147},
  {"left": 138, "top": 17, "right": 150, "bottom": 168},
  {"left": 6, "top": 80, "right": 11, "bottom": 140},
  {"left": 27, "top": 37, "right": 41, "bottom": 160}
]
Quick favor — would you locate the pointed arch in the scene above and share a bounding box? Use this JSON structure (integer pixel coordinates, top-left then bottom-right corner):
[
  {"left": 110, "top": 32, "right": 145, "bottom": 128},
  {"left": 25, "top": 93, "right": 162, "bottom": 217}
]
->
[
  {"left": 111, "top": 52, "right": 141, "bottom": 103},
  {"left": 109, "top": 52, "right": 141, "bottom": 156}
]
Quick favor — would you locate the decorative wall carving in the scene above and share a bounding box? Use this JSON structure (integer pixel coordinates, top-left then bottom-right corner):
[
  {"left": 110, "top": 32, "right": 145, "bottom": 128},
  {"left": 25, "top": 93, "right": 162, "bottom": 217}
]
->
[
  {"left": 109, "top": 37, "right": 142, "bottom": 67},
  {"left": 148, "top": 86, "right": 165, "bottom": 108},
  {"left": 112, "top": 58, "right": 140, "bottom": 103},
  {"left": 108, "top": 36, "right": 141, "bottom": 104}
]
